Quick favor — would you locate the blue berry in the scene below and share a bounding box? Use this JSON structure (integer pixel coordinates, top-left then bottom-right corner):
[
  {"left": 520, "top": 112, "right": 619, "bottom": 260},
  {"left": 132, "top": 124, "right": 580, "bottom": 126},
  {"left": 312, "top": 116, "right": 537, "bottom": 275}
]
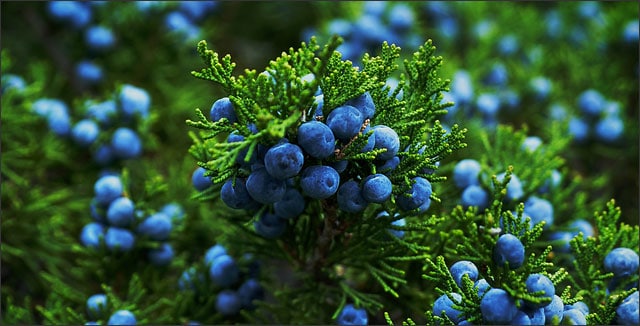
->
[
  {"left": 451, "top": 70, "right": 474, "bottom": 104},
  {"left": 94, "top": 147, "right": 117, "bottom": 169},
  {"left": 476, "top": 93, "right": 501, "bottom": 117},
  {"left": 165, "top": 11, "right": 200, "bottom": 40},
  {"left": 161, "top": 203, "right": 185, "bottom": 222},
  {"left": 105, "top": 227, "right": 135, "bottom": 252},
  {"left": 210, "top": 97, "right": 237, "bottom": 123},
  {"left": 47, "top": 1, "right": 92, "bottom": 29},
  {"left": 377, "top": 156, "right": 400, "bottom": 174},
  {"left": 511, "top": 310, "right": 531, "bottom": 325},
  {"left": 75, "top": 61, "right": 103, "bottom": 84},
  {"left": 106, "top": 197, "right": 135, "bottom": 227},
  {"left": 337, "top": 180, "right": 368, "bottom": 213},
  {"left": 86, "top": 294, "right": 107, "bottom": 319},
  {"left": 94, "top": 175, "right": 123, "bottom": 206},
  {"left": 254, "top": 212, "right": 287, "bottom": 239},
  {"left": 521, "top": 307, "right": 546, "bottom": 325},
  {"left": 388, "top": 217, "right": 406, "bottom": 239},
  {"left": 345, "top": 91, "right": 376, "bottom": 120},
  {"left": 119, "top": 84, "right": 150, "bottom": 119},
  {"left": 359, "top": 124, "right": 376, "bottom": 153},
  {"left": 568, "top": 117, "right": 589, "bottom": 142},
  {"left": 238, "top": 278, "right": 264, "bottom": 309},
  {"left": 388, "top": 3, "right": 414, "bottom": 32},
  {"left": 450, "top": 261, "right": 479, "bottom": 288},
  {"left": 85, "top": 25, "right": 115, "bottom": 51},
  {"left": 538, "top": 169, "right": 562, "bottom": 194},
  {"left": 522, "top": 136, "right": 543, "bottom": 152},
  {"left": 564, "top": 301, "right": 589, "bottom": 316},
  {"left": 461, "top": 185, "right": 489, "bottom": 209},
  {"left": 372, "top": 125, "right": 400, "bottom": 161},
  {"left": 221, "top": 178, "right": 259, "bottom": 210},
  {"left": 396, "top": 177, "right": 432, "bottom": 211},
  {"left": 493, "top": 234, "right": 525, "bottom": 269},
  {"left": 297, "top": 121, "right": 336, "bottom": 159},
  {"left": 204, "top": 244, "right": 227, "bottom": 266},
  {"left": 361, "top": 174, "right": 392, "bottom": 203},
  {"left": 453, "top": 159, "right": 482, "bottom": 189},
  {"left": 595, "top": 115, "right": 624, "bottom": 143},
  {"left": 71, "top": 119, "right": 100, "bottom": 147},
  {"left": 480, "top": 288, "right": 519, "bottom": 324},
  {"left": 191, "top": 167, "right": 212, "bottom": 191},
  {"left": 483, "top": 62, "right": 508, "bottom": 86},
  {"left": 216, "top": 290, "right": 242, "bottom": 316},
  {"left": 80, "top": 222, "right": 105, "bottom": 249},
  {"left": 623, "top": 19, "right": 640, "bottom": 43},
  {"left": 474, "top": 279, "right": 491, "bottom": 298},
  {"left": 568, "top": 219, "right": 594, "bottom": 239},
  {"left": 524, "top": 273, "right": 555, "bottom": 308},
  {"left": 300, "top": 165, "right": 340, "bottom": 199},
  {"left": 577, "top": 89, "right": 606, "bottom": 116},
  {"left": 111, "top": 127, "right": 142, "bottom": 159},
  {"left": 523, "top": 196, "right": 554, "bottom": 230},
  {"left": 326, "top": 105, "right": 364, "bottom": 141},
  {"left": 47, "top": 103, "right": 72, "bottom": 136},
  {"left": 246, "top": 168, "right": 287, "bottom": 204},
  {"left": 495, "top": 172, "right": 524, "bottom": 201},
  {"left": 336, "top": 303, "right": 368, "bottom": 326},
  {"left": 616, "top": 291, "right": 639, "bottom": 325},
  {"left": 264, "top": 143, "right": 304, "bottom": 180},
  {"left": 209, "top": 254, "right": 240, "bottom": 288},
  {"left": 530, "top": 76, "right": 552, "bottom": 100},
  {"left": 137, "top": 212, "right": 173, "bottom": 241},
  {"left": 226, "top": 132, "right": 258, "bottom": 166},
  {"left": 148, "top": 242, "right": 174, "bottom": 266},
  {"left": 178, "top": 267, "right": 203, "bottom": 291},
  {"left": 273, "top": 188, "right": 306, "bottom": 219},
  {"left": 433, "top": 292, "right": 463, "bottom": 323},
  {"left": 561, "top": 308, "right": 587, "bottom": 325},
  {"left": 107, "top": 310, "right": 136, "bottom": 326},
  {"left": 543, "top": 295, "right": 565, "bottom": 324},
  {"left": 604, "top": 247, "right": 639, "bottom": 278},
  {"left": 498, "top": 34, "right": 519, "bottom": 55},
  {"left": 549, "top": 231, "right": 573, "bottom": 253},
  {"left": 86, "top": 100, "right": 117, "bottom": 126},
  {"left": 1, "top": 74, "right": 26, "bottom": 93}
]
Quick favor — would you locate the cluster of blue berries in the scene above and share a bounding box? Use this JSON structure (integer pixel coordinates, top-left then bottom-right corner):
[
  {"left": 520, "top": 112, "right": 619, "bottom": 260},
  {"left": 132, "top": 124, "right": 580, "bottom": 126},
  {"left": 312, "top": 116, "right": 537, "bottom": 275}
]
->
[
  {"left": 85, "top": 293, "right": 137, "bottom": 326},
  {"left": 565, "top": 89, "right": 625, "bottom": 144},
  {"left": 178, "top": 244, "right": 264, "bottom": 317},
  {"left": 81, "top": 173, "right": 184, "bottom": 267},
  {"left": 32, "top": 83, "right": 150, "bottom": 166},
  {"left": 161, "top": 1, "right": 219, "bottom": 42},
  {"left": 306, "top": 2, "right": 421, "bottom": 64},
  {"left": 199, "top": 85, "right": 431, "bottom": 239},
  {"left": 47, "top": 1, "right": 116, "bottom": 85}
]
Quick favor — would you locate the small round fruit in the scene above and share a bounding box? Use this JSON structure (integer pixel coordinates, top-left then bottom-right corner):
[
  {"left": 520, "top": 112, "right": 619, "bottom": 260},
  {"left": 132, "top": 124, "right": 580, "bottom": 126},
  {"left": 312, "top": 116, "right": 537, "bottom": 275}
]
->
[
  {"left": 137, "top": 212, "right": 173, "bottom": 241},
  {"left": 524, "top": 273, "right": 555, "bottom": 308},
  {"left": 216, "top": 290, "right": 242, "bottom": 316},
  {"left": 396, "top": 177, "right": 432, "bottom": 211},
  {"left": 191, "top": 167, "right": 212, "bottom": 191},
  {"left": 238, "top": 278, "right": 264, "bottom": 310},
  {"left": 480, "top": 288, "right": 519, "bottom": 324},
  {"left": 220, "top": 178, "right": 259, "bottom": 210},
  {"left": 204, "top": 244, "right": 227, "bottom": 266},
  {"left": 104, "top": 227, "right": 135, "bottom": 252},
  {"left": 543, "top": 295, "right": 565, "bottom": 324},
  {"left": 372, "top": 125, "right": 400, "bottom": 161},
  {"left": 361, "top": 174, "right": 393, "bottom": 203},
  {"left": 106, "top": 197, "right": 135, "bottom": 227},
  {"left": 209, "top": 254, "right": 240, "bottom": 288},
  {"left": 345, "top": 91, "right": 376, "bottom": 119},
  {"left": 495, "top": 172, "right": 524, "bottom": 201},
  {"left": 264, "top": 142, "right": 304, "bottom": 180},
  {"left": 71, "top": 119, "right": 100, "bottom": 147},
  {"left": 433, "top": 293, "right": 463, "bottom": 323},
  {"left": 94, "top": 175, "right": 123, "bottom": 206},
  {"left": 210, "top": 97, "right": 237, "bottom": 123},
  {"left": 119, "top": 84, "right": 150, "bottom": 119},
  {"left": 453, "top": 159, "right": 482, "bottom": 189},
  {"left": 461, "top": 185, "right": 489, "bottom": 209},
  {"left": 86, "top": 294, "right": 107, "bottom": 319},
  {"left": 604, "top": 247, "right": 639, "bottom": 278},
  {"left": 561, "top": 309, "right": 587, "bottom": 325},
  {"left": 493, "top": 234, "right": 525, "bottom": 269},
  {"left": 299, "top": 165, "right": 340, "bottom": 199},
  {"left": 246, "top": 168, "right": 287, "bottom": 204},
  {"left": 615, "top": 291, "right": 639, "bottom": 325},
  {"left": 107, "top": 310, "right": 136, "bottom": 326},
  {"left": 273, "top": 188, "right": 305, "bottom": 219},
  {"left": 326, "top": 105, "right": 364, "bottom": 141},
  {"left": 336, "top": 303, "right": 368, "bottom": 326},
  {"left": 254, "top": 212, "right": 287, "bottom": 239},
  {"left": 297, "top": 120, "right": 336, "bottom": 159},
  {"left": 337, "top": 180, "right": 368, "bottom": 213},
  {"left": 450, "top": 261, "right": 479, "bottom": 288},
  {"left": 80, "top": 222, "right": 105, "bottom": 249},
  {"left": 148, "top": 242, "right": 174, "bottom": 266},
  {"left": 111, "top": 127, "right": 142, "bottom": 159}
]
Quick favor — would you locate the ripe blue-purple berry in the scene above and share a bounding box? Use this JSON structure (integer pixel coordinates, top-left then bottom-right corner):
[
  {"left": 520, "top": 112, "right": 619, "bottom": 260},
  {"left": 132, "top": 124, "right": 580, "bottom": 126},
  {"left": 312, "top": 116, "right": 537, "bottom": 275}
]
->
[
  {"left": 345, "top": 91, "right": 376, "bottom": 120},
  {"left": 264, "top": 142, "right": 304, "bottom": 180},
  {"left": 300, "top": 165, "right": 340, "bottom": 199},
  {"left": 105, "top": 227, "right": 135, "bottom": 252},
  {"left": 106, "top": 197, "right": 135, "bottom": 227},
  {"left": 480, "top": 288, "right": 519, "bottom": 324},
  {"left": 433, "top": 293, "right": 464, "bottom": 323},
  {"left": 524, "top": 273, "right": 555, "bottom": 308},
  {"left": 191, "top": 167, "right": 212, "bottom": 191},
  {"left": 336, "top": 303, "right": 368, "bottom": 326},
  {"left": 297, "top": 121, "right": 336, "bottom": 159},
  {"left": 119, "top": 84, "right": 150, "bottom": 119},
  {"left": 493, "top": 234, "right": 525, "bottom": 269},
  {"left": 495, "top": 172, "right": 524, "bottom": 201},
  {"left": 616, "top": 290, "right": 639, "bottom": 325},
  {"left": 604, "top": 247, "right": 639, "bottom": 278},
  {"left": 210, "top": 97, "right": 237, "bottom": 123},
  {"left": 238, "top": 278, "right": 264, "bottom": 309},
  {"left": 273, "top": 188, "right": 306, "bottom": 219},
  {"left": 396, "top": 177, "right": 432, "bottom": 211},
  {"left": 209, "top": 254, "right": 240, "bottom": 288},
  {"left": 562, "top": 308, "right": 587, "bottom": 325},
  {"left": 337, "top": 180, "right": 368, "bottom": 213},
  {"left": 543, "top": 295, "right": 565, "bottom": 324},
  {"left": 220, "top": 178, "right": 259, "bottom": 210},
  {"left": 80, "top": 222, "right": 105, "bottom": 249},
  {"left": 72, "top": 119, "right": 100, "bottom": 147},
  {"left": 216, "top": 290, "right": 242, "bottom": 316},
  {"left": 137, "top": 212, "right": 173, "bottom": 241},
  {"left": 523, "top": 196, "right": 554, "bottom": 230},
  {"left": 326, "top": 105, "right": 364, "bottom": 141},
  {"left": 86, "top": 294, "right": 107, "bottom": 319},
  {"left": 461, "top": 185, "right": 489, "bottom": 209},
  {"left": 372, "top": 125, "right": 400, "bottom": 161},
  {"left": 254, "top": 212, "right": 287, "bottom": 239},
  {"left": 246, "top": 168, "right": 287, "bottom": 204},
  {"left": 94, "top": 175, "right": 123, "bottom": 206},
  {"left": 148, "top": 242, "right": 174, "bottom": 266},
  {"left": 361, "top": 174, "right": 392, "bottom": 203},
  {"left": 85, "top": 25, "right": 115, "bottom": 51},
  {"left": 111, "top": 127, "right": 142, "bottom": 159},
  {"left": 107, "top": 310, "right": 136, "bottom": 326},
  {"left": 450, "top": 261, "right": 479, "bottom": 288},
  {"left": 453, "top": 159, "right": 482, "bottom": 189}
]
